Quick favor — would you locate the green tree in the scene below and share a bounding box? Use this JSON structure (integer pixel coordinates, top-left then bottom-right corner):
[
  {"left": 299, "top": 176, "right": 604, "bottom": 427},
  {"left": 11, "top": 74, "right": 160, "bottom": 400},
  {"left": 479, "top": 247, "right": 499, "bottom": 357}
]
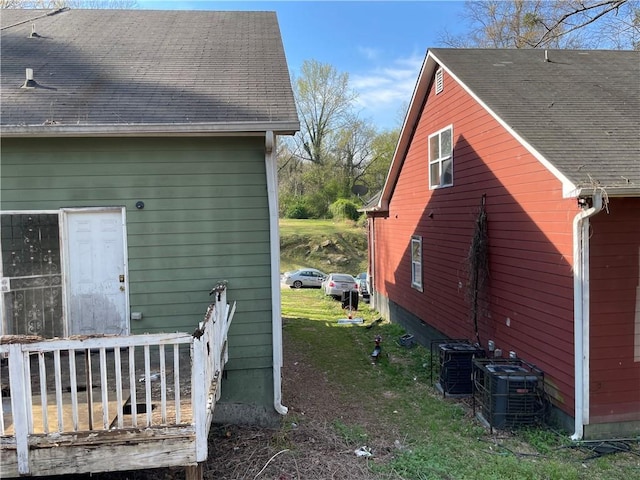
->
[{"left": 280, "top": 59, "right": 386, "bottom": 218}]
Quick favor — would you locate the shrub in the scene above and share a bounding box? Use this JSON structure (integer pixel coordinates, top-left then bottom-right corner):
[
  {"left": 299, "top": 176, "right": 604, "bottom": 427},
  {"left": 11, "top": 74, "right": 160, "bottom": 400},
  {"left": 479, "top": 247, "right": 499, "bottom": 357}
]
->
[
  {"left": 356, "top": 213, "right": 368, "bottom": 228},
  {"left": 285, "top": 201, "right": 310, "bottom": 219},
  {"left": 329, "top": 199, "right": 361, "bottom": 222}
]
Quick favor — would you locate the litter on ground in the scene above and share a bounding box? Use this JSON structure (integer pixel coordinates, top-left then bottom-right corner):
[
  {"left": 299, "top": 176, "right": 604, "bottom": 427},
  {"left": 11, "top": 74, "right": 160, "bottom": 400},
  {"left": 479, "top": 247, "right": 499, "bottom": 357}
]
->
[
  {"left": 337, "top": 318, "right": 364, "bottom": 324},
  {"left": 354, "top": 446, "right": 372, "bottom": 457}
]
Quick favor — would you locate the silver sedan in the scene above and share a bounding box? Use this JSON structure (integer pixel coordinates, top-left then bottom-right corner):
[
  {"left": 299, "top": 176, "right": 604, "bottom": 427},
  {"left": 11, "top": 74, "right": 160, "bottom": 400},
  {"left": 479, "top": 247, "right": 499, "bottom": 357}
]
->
[
  {"left": 281, "top": 268, "right": 327, "bottom": 289},
  {"left": 323, "top": 273, "right": 358, "bottom": 299}
]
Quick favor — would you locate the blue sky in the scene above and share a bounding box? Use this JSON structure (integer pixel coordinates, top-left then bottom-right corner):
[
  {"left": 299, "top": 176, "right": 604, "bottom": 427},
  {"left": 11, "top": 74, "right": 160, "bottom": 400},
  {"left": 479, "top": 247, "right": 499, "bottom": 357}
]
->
[{"left": 138, "top": 1, "right": 469, "bottom": 130}]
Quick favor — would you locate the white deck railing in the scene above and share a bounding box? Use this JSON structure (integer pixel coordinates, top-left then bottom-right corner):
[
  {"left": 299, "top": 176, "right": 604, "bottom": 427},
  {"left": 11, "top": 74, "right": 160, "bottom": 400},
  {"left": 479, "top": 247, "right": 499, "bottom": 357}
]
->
[{"left": 0, "top": 282, "right": 234, "bottom": 476}]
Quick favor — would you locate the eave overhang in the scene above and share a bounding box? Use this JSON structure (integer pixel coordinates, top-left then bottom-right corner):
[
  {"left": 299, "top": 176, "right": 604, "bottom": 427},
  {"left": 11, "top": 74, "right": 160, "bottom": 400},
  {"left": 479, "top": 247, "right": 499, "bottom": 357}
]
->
[
  {"left": 573, "top": 186, "right": 640, "bottom": 198},
  {"left": 0, "top": 121, "right": 300, "bottom": 138}
]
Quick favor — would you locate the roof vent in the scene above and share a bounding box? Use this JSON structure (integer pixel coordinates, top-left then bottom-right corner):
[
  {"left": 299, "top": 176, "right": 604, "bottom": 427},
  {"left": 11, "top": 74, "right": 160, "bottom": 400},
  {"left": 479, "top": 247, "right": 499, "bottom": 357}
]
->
[
  {"left": 29, "top": 24, "right": 41, "bottom": 38},
  {"left": 21, "top": 68, "right": 38, "bottom": 89}
]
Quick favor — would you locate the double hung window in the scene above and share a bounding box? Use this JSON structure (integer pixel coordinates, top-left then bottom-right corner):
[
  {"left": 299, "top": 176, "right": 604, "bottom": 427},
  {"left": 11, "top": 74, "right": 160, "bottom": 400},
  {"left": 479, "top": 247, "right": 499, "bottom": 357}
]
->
[
  {"left": 429, "top": 125, "right": 453, "bottom": 188},
  {"left": 411, "top": 235, "right": 422, "bottom": 291}
]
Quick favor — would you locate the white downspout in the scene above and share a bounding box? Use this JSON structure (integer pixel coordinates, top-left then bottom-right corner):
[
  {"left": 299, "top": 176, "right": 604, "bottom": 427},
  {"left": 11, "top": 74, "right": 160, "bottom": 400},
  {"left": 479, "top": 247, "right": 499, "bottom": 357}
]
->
[
  {"left": 369, "top": 216, "right": 376, "bottom": 310},
  {"left": 571, "top": 192, "right": 603, "bottom": 441},
  {"left": 265, "top": 130, "right": 288, "bottom": 415}
]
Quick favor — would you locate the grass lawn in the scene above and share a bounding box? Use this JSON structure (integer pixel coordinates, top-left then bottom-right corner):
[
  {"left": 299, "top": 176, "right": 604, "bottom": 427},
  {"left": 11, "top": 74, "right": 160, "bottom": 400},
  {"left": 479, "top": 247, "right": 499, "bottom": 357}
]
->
[
  {"left": 279, "top": 218, "right": 367, "bottom": 274},
  {"left": 281, "top": 286, "right": 640, "bottom": 480},
  {"left": 280, "top": 218, "right": 364, "bottom": 237}
]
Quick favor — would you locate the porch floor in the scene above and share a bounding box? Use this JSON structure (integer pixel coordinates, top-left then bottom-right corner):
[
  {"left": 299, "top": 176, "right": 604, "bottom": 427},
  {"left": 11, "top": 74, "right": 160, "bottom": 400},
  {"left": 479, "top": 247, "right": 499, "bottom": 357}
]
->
[{"left": 1, "top": 346, "right": 195, "bottom": 435}]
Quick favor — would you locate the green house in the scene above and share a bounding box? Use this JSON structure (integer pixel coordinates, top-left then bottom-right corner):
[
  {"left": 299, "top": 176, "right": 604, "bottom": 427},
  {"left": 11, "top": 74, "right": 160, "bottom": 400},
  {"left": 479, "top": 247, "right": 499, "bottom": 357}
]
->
[{"left": 1, "top": 8, "right": 299, "bottom": 426}]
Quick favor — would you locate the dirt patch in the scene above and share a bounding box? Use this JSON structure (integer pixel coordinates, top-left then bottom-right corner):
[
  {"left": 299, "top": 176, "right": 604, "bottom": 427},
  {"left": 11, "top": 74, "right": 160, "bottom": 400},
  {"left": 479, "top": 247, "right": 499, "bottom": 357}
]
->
[
  {"left": 70, "top": 327, "right": 400, "bottom": 480},
  {"left": 203, "top": 338, "right": 399, "bottom": 480}
]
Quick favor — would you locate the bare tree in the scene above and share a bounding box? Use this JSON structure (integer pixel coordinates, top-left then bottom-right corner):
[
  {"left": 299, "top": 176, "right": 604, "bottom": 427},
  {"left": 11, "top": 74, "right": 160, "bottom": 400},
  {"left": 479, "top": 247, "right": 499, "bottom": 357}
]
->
[
  {"left": 1, "top": 0, "right": 137, "bottom": 8},
  {"left": 440, "top": 0, "right": 639, "bottom": 49},
  {"left": 584, "top": 0, "right": 640, "bottom": 48},
  {"left": 361, "top": 128, "right": 400, "bottom": 196},
  {"left": 281, "top": 60, "right": 391, "bottom": 216},
  {"left": 292, "top": 60, "right": 357, "bottom": 166},
  {"left": 277, "top": 141, "right": 305, "bottom": 199},
  {"left": 332, "top": 116, "right": 377, "bottom": 193}
]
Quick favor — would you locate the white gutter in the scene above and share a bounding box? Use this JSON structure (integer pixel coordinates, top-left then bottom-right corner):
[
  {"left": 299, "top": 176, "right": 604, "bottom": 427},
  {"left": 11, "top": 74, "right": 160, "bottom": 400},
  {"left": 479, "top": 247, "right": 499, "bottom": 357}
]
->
[
  {"left": 0, "top": 121, "right": 300, "bottom": 138},
  {"left": 265, "top": 130, "right": 288, "bottom": 415},
  {"left": 571, "top": 192, "right": 603, "bottom": 441}
]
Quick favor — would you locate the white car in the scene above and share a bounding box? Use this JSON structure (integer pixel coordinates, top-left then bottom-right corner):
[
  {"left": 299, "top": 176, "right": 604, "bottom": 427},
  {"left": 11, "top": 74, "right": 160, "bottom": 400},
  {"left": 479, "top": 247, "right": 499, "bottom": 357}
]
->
[
  {"left": 281, "top": 268, "right": 327, "bottom": 289},
  {"left": 323, "top": 273, "right": 358, "bottom": 299}
]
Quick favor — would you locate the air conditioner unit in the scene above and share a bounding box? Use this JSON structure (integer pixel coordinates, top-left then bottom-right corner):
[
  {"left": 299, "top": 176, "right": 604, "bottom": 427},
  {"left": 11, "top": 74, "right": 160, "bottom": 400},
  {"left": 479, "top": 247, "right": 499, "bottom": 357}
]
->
[
  {"left": 473, "top": 359, "right": 545, "bottom": 430},
  {"left": 438, "top": 341, "right": 485, "bottom": 396}
]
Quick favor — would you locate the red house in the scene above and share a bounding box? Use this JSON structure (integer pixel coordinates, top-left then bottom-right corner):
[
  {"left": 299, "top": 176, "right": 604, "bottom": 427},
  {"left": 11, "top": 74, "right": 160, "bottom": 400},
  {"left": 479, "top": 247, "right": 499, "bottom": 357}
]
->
[{"left": 366, "top": 49, "right": 639, "bottom": 440}]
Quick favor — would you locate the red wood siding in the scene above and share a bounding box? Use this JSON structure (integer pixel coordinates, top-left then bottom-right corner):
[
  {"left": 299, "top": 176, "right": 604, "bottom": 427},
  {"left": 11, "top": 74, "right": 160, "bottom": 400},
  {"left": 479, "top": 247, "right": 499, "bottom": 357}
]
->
[
  {"left": 374, "top": 68, "right": 579, "bottom": 414},
  {"left": 589, "top": 197, "right": 640, "bottom": 423}
]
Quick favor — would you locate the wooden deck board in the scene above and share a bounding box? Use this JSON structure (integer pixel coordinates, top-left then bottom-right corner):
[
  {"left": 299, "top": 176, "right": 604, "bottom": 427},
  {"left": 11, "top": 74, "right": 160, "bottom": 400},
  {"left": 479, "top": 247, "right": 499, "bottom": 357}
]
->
[
  {"left": 2, "top": 392, "right": 196, "bottom": 435},
  {"left": 2, "top": 390, "right": 130, "bottom": 434},
  {"left": 1, "top": 345, "right": 196, "bottom": 435}
]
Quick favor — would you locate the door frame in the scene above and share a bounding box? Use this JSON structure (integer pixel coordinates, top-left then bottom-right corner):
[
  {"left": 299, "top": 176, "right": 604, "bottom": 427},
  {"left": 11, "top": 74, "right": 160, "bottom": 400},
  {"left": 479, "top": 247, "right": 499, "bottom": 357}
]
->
[{"left": 61, "top": 206, "right": 130, "bottom": 336}]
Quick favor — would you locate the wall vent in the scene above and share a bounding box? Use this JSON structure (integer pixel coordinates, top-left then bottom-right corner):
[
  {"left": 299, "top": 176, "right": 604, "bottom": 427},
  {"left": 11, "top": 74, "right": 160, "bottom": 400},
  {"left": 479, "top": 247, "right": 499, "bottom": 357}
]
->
[{"left": 435, "top": 68, "right": 444, "bottom": 94}]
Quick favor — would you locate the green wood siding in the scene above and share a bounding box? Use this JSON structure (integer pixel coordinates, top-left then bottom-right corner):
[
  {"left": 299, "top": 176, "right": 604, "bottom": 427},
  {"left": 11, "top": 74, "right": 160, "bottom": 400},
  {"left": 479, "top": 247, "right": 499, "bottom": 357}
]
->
[{"left": 1, "top": 136, "right": 275, "bottom": 407}]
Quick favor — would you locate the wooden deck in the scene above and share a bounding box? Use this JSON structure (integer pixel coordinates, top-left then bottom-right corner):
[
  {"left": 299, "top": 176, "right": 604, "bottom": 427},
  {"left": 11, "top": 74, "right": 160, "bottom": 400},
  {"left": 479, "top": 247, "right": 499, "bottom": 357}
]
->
[
  {"left": 0, "top": 283, "right": 233, "bottom": 479},
  {"left": 3, "top": 390, "right": 133, "bottom": 435}
]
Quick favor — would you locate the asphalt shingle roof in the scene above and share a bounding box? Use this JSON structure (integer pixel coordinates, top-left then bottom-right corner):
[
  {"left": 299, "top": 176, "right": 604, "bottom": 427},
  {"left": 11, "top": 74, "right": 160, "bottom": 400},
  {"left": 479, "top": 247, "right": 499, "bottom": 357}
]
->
[
  {"left": 429, "top": 48, "right": 640, "bottom": 193},
  {"left": 0, "top": 8, "right": 299, "bottom": 134}
]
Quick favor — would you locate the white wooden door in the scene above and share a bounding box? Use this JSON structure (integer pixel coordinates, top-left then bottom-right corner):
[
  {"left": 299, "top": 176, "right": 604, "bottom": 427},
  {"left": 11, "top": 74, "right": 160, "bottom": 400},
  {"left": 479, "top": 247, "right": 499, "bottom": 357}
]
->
[{"left": 65, "top": 209, "right": 128, "bottom": 335}]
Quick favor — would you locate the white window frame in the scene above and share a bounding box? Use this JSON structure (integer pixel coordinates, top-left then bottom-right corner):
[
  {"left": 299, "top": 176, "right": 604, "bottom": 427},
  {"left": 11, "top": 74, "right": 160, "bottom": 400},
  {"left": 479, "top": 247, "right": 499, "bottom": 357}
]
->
[
  {"left": 411, "top": 235, "right": 423, "bottom": 291},
  {"left": 428, "top": 125, "right": 453, "bottom": 189}
]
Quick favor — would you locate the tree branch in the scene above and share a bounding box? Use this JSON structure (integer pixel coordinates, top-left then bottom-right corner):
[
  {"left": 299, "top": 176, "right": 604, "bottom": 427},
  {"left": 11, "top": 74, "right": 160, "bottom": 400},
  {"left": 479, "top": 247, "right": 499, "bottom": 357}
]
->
[{"left": 534, "top": 0, "right": 628, "bottom": 47}]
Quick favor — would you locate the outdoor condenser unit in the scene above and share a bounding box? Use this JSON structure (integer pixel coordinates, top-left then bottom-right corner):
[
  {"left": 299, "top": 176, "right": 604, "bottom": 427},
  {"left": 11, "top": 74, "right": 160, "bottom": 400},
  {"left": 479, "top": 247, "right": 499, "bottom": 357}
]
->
[
  {"left": 473, "top": 359, "right": 544, "bottom": 430},
  {"left": 438, "top": 341, "right": 485, "bottom": 396}
]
